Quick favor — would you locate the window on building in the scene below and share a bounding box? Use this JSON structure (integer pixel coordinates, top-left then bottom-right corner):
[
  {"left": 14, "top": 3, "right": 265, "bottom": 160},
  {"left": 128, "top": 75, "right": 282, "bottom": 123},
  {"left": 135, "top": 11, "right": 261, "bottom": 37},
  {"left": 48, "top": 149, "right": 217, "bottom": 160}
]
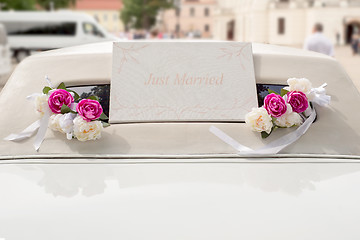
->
[
  {"left": 175, "top": 24, "right": 180, "bottom": 32},
  {"left": 204, "top": 7, "right": 209, "bottom": 17},
  {"left": 278, "top": 18, "right": 285, "bottom": 35},
  {"left": 204, "top": 24, "right": 209, "bottom": 32},
  {"left": 190, "top": 7, "right": 195, "bottom": 17},
  {"left": 279, "top": 0, "right": 289, "bottom": 2},
  {"left": 113, "top": 13, "right": 118, "bottom": 21},
  {"left": 175, "top": 8, "right": 181, "bottom": 17},
  {"left": 103, "top": 14, "right": 107, "bottom": 22}
]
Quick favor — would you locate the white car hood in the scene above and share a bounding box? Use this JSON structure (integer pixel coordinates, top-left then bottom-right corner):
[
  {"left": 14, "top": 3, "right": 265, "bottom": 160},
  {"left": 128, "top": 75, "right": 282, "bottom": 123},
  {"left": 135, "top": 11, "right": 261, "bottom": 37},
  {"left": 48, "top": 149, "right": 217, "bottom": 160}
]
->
[{"left": 1, "top": 159, "right": 360, "bottom": 240}]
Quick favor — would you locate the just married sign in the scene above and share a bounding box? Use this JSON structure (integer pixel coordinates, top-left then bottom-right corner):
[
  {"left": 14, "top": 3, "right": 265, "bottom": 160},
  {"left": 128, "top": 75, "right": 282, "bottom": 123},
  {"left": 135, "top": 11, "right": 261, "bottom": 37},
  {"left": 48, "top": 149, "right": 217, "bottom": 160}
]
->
[{"left": 109, "top": 42, "right": 258, "bottom": 123}]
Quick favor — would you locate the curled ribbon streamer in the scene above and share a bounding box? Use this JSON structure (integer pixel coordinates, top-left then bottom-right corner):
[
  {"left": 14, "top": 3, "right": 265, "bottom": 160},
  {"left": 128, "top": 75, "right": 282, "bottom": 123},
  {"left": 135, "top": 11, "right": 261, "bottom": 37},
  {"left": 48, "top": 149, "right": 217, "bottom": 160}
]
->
[
  {"left": 4, "top": 76, "right": 53, "bottom": 151},
  {"left": 45, "top": 75, "right": 53, "bottom": 89},
  {"left": 209, "top": 126, "right": 253, "bottom": 152},
  {"left": 3, "top": 106, "right": 51, "bottom": 151},
  {"left": 33, "top": 105, "right": 51, "bottom": 151},
  {"left": 210, "top": 107, "right": 317, "bottom": 155},
  {"left": 3, "top": 120, "right": 41, "bottom": 141}
]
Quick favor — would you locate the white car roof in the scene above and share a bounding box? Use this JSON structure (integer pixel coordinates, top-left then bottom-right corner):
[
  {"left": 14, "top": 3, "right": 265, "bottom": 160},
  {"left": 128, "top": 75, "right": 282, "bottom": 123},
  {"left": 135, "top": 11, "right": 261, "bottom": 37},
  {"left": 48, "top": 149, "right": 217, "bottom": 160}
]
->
[
  {"left": 0, "top": 11, "right": 97, "bottom": 23},
  {"left": 0, "top": 41, "right": 359, "bottom": 159}
]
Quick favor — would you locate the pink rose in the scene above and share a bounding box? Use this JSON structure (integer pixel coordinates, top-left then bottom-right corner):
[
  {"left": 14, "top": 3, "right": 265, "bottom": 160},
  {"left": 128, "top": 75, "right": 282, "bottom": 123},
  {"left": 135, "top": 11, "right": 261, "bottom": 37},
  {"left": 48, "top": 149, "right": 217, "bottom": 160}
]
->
[
  {"left": 76, "top": 99, "right": 103, "bottom": 122},
  {"left": 48, "top": 89, "right": 74, "bottom": 114},
  {"left": 264, "top": 93, "right": 287, "bottom": 118},
  {"left": 286, "top": 91, "right": 308, "bottom": 113}
]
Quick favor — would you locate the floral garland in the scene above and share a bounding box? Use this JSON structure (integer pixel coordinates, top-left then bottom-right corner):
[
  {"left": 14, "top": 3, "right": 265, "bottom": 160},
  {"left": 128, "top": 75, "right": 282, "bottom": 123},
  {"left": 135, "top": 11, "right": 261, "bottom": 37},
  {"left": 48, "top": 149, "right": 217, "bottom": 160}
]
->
[
  {"left": 245, "top": 78, "right": 319, "bottom": 138},
  {"left": 35, "top": 82, "right": 109, "bottom": 141}
]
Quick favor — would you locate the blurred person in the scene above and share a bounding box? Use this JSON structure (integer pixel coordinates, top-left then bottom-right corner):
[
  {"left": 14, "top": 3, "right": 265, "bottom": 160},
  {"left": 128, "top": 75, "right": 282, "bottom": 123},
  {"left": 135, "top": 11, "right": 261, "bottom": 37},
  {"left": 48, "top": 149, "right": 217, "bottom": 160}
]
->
[
  {"left": 304, "top": 23, "right": 334, "bottom": 57},
  {"left": 149, "top": 28, "right": 159, "bottom": 39},
  {"left": 336, "top": 31, "right": 340, "bottom": 46},
  {"left": 187, "top": 31, "right": 194, "bottom": 39},
  {"left": 134, "top": 30, "right": 145, "bottom": 39},
  {"left": 351, "top": 33, "right": 359, "bottom": 55}
]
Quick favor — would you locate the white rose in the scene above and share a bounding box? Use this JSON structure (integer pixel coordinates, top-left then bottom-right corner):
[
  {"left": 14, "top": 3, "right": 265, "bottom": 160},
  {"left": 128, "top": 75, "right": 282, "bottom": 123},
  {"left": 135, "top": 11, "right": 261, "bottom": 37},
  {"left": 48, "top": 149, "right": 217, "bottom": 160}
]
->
[
  {"left": 73, "top": 116, "right": 103, "bottom": 142},
  {"left": 245, "top": 107, "right": 273, "bottom": 134},
  {"left": 49, "top": 114, "right": 65, "bottom": 133},
  {"left": 286, "top": 78, "right": 312, "bottom": 95},
  {"left": 35, "top": 94, "right": 49, "bottom": 116},
  {"left": 275, "top": 104, "right": 303, "bottom": 128},
  {"left": 59, "top": 113, "right": 76, "bottom": 134}
]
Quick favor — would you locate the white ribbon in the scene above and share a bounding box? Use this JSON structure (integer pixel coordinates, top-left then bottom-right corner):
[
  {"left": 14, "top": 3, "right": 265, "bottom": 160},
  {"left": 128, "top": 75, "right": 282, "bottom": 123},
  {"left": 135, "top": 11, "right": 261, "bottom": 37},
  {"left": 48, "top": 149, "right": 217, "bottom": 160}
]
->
[
  {"left": 308, "top": 83, "right": 331, "bottom": 106},
  {"left": 4, "top": 105, "right": 51, "bottom": 151},
  {"left": 33, "top": 106, "right": 51, "bottom": 151},
  {"left": 45, "top": 75, "right": 53, "bottom": 88},
  {"left": 210, "top": 106, "right": 317, "bottom": 155},
  {"left": 4, "top": 76, "right": 53, "bottom": 151},
  {"left": 3, "top": 120, "right": 41, "bottom": 141},
  {"left": 210, "top": 83, "right": 329, "bottom": 155}
]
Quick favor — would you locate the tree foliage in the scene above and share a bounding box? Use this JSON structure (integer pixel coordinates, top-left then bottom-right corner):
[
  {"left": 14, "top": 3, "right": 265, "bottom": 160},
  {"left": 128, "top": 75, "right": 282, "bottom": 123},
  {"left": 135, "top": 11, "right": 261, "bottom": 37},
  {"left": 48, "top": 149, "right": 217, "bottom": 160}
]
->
[
  {"left": 0, "top": 0, "right": 75, "bottom": 10},
  {"left": 121, "top": 0, "right": 174, "bottom": 30},
  {"left": 36, "top": 0, "right": 76, "bottom": 10},
  {"left": 0, "top": 0, "right": 36, "bottom": 10},
  {"left": 80, "top": 86, "right": 110, "bottom": 117}
]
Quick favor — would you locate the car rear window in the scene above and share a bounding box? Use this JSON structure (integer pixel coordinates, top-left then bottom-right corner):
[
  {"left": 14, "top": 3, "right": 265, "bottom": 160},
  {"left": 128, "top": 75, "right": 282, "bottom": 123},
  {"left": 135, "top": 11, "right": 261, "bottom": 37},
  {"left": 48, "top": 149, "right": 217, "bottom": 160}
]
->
[
  {"left": 68, "top": 84, "right": 110, "bottom": 117},
  {"left": 256, "top": 84, "right": 287, "bottom": 107},
  {"left": 67, "top": 84, "right": 286, "bottom": 121}
]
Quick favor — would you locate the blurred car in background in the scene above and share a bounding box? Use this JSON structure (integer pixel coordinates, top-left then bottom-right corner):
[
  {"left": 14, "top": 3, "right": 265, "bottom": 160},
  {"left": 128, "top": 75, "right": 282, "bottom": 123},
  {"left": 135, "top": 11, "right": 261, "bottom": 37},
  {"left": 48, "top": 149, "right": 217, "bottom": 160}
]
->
[
  {"left": 0, "top": 11, "right": 119, "bottom": 62},
  {"left": 0, "top": 23, "right": 11, "bottom": 86}
]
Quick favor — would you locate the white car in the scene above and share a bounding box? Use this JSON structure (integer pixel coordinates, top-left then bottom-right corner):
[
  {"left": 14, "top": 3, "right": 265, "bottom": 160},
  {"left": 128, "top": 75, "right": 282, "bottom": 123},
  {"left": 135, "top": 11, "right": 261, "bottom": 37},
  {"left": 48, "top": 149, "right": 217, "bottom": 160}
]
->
[
  {"left": 0, "top": 42, "right": 359, "bottom": 240},
  {"left": 0, "top": 11, "right": 119, "bottom": 62}
]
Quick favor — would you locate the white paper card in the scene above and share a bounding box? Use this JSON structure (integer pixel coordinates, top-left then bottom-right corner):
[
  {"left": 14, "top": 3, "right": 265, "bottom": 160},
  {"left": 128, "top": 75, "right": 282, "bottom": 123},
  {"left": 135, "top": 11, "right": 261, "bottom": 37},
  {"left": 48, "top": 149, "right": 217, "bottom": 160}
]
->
[{"left": 110, "top": 42, "right": 257, "bottom": 123}]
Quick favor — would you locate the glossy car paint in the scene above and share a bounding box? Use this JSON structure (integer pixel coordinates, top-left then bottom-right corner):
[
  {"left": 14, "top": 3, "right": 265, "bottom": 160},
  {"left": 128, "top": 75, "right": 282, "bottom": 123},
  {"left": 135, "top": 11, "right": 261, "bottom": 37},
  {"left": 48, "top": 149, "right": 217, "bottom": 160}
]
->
[
  {"left": 0, "top": 42, "right": 359, "bottom": 240},
  {"left": 1, "top": 159, "right": 360, "bottom": 239}
]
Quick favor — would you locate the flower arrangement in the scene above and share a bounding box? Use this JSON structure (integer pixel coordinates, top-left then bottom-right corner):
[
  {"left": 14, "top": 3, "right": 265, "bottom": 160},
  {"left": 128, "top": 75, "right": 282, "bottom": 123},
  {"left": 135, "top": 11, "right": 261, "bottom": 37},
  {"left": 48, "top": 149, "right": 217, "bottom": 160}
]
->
[
  {"left": 37, "top": 82, "right": 109, "bottom": 141},
  {"left": 245, "top": 78, "right": 319, "bottom": 138}
]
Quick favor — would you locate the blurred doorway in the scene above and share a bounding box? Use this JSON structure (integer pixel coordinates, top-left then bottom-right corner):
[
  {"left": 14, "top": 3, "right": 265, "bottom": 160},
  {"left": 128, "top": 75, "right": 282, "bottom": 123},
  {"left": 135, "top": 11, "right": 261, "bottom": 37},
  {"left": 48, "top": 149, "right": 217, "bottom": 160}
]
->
[
  {"left": 227, "top": 20, "right": 235, "bottom": 41},
  {"left": 345, "top": 21, "right": 360, "bottom": 44}
]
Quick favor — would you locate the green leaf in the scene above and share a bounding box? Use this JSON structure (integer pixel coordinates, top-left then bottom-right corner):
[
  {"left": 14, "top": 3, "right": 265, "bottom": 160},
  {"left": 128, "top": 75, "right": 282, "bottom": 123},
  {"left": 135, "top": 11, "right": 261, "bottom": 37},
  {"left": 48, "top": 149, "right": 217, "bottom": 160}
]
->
[
  {"left": 268, "top": 89, "right": 279, "bottom": 95},
  {"left": 61, "top": 104, "right": 71, "bottom": 114},
  {"left": 67, "top": 89, "right": 80, "bottom": 101},
  {"left": 280, "top": 89, "right": 289, "bottom": 97},
  {"left": 261, "top": 131, "right": 270, "bottom": 139},
  {"left": 99, "top": 112, "right": 109, "bottom": 120},
  {"left": 42, "top": 86, "right": 52, "bottom": 94},
  {"left": 87, "top": 95, "right": 100, "bottom": 101},
  {"left": 261, "top": 125, "right": 277, "bottom": 138},
  {"left": 102, "top": 122, "right": 110, "bottom": 128},
  {"left": 57, "top": 82, "right": 66, "bottom": 89}
]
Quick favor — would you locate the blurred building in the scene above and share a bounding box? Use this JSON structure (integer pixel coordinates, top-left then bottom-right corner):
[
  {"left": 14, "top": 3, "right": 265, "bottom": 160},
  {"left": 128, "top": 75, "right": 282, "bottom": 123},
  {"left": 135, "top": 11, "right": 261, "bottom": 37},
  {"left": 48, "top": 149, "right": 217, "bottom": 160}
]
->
[
  {"left": 214, "top": 0, "right": 360, "bottom": 46},
  {"left": 74, "top": 0, "right": 124, "bottom": 35},
  {"left": 159, "top": 0, "right": 216, "bottom": 38}
]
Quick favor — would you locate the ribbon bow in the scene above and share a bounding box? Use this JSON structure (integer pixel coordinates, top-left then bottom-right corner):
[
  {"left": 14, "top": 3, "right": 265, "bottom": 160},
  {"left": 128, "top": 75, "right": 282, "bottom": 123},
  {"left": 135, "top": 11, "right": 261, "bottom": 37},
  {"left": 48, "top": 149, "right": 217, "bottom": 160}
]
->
[
  {"left": 308, "top": 83, "right": 331, "bottom": 106},
  {"left": 4, "top": 76, "right": 53, "bottom": 151}
]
